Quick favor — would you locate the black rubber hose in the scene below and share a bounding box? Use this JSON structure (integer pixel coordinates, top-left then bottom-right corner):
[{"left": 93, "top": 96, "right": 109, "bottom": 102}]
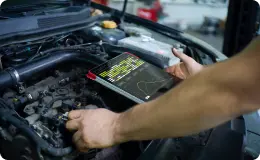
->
[
  {"left": 0, "top": 49, "right": 106, "bottom": 90},
  {"left": 6, "top": 117, "right": 73, "bottom": 157},
  {"left": 0, "top": 71, "right": 13, "bottom": 88},
  {"left": 17, "top": 52, "right": 78, "bottom": 80},
  {"left": 0, "top": 99, "right": 73, "bottom": 157}
]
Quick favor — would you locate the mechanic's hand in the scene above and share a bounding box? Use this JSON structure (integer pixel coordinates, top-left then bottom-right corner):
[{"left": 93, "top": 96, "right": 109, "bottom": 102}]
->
[
  {"left": 66, "top": 109, "right": 119, "bottom": 152},
  {"left": 166, "top": 48, "right": 204, "bottom": 79}
]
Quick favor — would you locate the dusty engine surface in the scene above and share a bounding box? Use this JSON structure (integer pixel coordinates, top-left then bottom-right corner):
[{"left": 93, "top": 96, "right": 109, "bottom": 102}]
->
[
  {"left": 0, "top": 67, "right": 122, "bottom": 159},
  {"left": 8, "top": 69, "right": 101, "bottom": 147},
  {"left": 0, "top": 28, "right": 137, "bottom": 160}
]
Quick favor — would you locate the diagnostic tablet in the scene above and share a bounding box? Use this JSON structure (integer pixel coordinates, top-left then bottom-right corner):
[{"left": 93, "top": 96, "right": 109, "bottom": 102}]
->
[{"left": 87, "top": 53, "right": 175, "bottom": 103}]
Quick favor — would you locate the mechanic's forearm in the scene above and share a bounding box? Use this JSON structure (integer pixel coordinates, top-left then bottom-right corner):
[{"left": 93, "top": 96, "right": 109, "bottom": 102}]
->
[
  {"left": 114, "top": 69, "right": 242, "bottom": 142},
  {"left": 113, "top": 39, "right": 260, "bottom": 143}
]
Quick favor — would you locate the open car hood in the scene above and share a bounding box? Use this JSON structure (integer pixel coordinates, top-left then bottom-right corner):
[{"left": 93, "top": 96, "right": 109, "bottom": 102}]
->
[{"left": 1, "top": 0, "right": 71, "bottom": 6}]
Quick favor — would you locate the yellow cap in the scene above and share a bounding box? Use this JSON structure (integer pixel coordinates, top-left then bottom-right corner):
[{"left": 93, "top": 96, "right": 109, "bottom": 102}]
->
[{"left": 102, "top": 21, "right": 117, "bottom": 29}]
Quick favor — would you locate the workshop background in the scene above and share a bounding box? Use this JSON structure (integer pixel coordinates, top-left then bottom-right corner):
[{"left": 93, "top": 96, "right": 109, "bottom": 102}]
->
[{"left": 94, "top": 0, "right": 228, "bottom": 51}]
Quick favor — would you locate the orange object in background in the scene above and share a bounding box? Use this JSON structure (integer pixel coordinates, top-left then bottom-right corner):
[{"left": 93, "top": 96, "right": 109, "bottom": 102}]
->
[{"left": 92, "top": 0, "right": 108, "bottom": 6}]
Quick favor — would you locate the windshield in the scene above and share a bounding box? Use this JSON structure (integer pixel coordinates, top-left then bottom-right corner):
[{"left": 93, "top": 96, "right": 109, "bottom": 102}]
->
[{"left": 102, "top": 0, "right": 229, "bottom": 52}]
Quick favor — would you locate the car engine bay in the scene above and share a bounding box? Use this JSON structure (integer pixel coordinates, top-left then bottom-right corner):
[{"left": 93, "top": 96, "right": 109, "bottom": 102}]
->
[{"left": 0, "top": 4, "right": 225, "bottom": 160}]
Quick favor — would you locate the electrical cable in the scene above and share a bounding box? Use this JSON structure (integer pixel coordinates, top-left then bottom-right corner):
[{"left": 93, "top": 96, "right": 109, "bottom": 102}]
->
[
  {"left": 26, "top": 35, "right": 71, "bottom": 63},
  {"left": 26, "top": 44, "right": 45, "bottom": 62},
  {"left": 25, "top": 40, "right": 98, "bottom": 63},
  {"left": 4, "top": 34, "right": 103, "bottom": 65},
  {"left": 25, "top": 43, "right": 106, "bottom": 63},
  {"left": 53, "top": 34, "right": 71, "bottom": 44}
]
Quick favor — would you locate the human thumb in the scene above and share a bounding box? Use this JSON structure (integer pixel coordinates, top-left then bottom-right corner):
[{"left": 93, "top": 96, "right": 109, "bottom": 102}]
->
[{"left": 172, "top": 48, "right": 191, "bottom": 64}]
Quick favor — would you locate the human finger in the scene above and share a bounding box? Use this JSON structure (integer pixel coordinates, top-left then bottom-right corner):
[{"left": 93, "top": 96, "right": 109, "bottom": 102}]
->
[
  {"left": 73, "top": 131, "right": 89, "bottom": 152},
  {"left": 178, "top": 62, "right": 188, "bottom": 78},
  {"left": 66, "top": 119, "right": 81, "bottom": 131},
  {"left": 68, "top": 110, "right": 82, "bottom": 120},
  {"left": 172, "top": 48, "right": 191, "bottom": 64},
  {"left": 72, "top": 131, "right": 82, "bottom": 144},
  {"left": 175, "top": 63, "right": 186, "bottom": 79},
  {"left": 165, "top": 63, "right": 186, "bottom": 78},
  {"left": 76, "top": 140, "right": 89, "bottom": 152},
  {"left": 165, "top": 65, "right": 177, "bottom": 74}
]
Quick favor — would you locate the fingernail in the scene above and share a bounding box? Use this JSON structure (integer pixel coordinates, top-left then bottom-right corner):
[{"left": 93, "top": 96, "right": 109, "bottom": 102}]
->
[{"left": 173, "top": 48, "right": 180, "bottom": 53}]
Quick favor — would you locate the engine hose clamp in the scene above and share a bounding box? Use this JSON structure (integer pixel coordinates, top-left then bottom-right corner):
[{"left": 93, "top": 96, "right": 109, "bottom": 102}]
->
[{"left": 6, "top": 68, "right": 21, "bottom": 85}]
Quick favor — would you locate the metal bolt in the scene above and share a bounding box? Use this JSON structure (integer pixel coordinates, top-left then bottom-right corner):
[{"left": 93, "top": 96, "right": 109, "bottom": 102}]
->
[
  {"left": 43, "top": 134, "right": 49, "bottom": 139},
  {"left": 27, "top": 94, "right": 33, "bottom": 100}
]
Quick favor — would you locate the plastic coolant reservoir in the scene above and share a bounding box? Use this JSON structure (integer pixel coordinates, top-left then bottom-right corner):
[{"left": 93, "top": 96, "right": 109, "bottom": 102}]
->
[{"left": 84, "top": 26, "right": 126, "bottom": 44}]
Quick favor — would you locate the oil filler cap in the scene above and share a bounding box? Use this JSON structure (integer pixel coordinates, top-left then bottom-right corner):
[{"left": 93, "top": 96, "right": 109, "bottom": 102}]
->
[{"left": 102, "top": 21, "right": 117, "bottom": 29}]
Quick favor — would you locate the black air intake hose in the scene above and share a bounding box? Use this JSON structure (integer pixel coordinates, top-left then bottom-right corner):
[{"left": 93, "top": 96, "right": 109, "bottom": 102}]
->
[{"left": 0, "top": 49, "right": 106, "bottom": 90}]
